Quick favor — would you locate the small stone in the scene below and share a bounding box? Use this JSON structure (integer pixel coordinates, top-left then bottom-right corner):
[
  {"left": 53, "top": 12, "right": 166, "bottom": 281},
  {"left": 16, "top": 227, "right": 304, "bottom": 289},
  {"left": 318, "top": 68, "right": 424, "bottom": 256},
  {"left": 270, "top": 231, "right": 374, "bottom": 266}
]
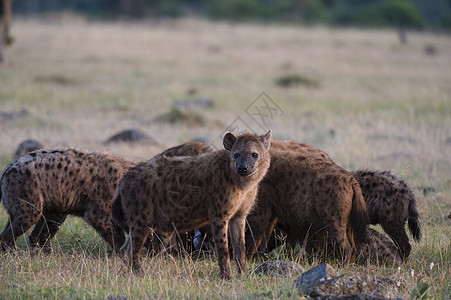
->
[{"left": 252, "top": 260, "right": 305, "bottom": 277}]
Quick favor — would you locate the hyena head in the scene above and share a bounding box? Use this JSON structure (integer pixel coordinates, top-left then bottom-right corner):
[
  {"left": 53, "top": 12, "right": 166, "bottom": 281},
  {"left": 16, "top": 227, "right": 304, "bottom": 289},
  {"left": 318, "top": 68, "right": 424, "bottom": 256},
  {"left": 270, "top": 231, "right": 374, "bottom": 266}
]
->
[{"left": 223, "top": 130, "right": 271, "bottom": 177}]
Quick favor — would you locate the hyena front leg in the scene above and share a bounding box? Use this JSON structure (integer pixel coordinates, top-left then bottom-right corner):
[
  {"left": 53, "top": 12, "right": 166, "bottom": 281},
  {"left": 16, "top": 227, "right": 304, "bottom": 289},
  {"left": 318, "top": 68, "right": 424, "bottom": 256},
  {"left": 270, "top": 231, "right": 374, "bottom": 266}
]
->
[
  {"left": 210, "top": 218, "right": 231, "bottom": 279},
  {"left": 128, "top": 226, "right": 151, "bottom": 273},
  {"left": 228, "top": 215, "right": 246, "bottom": 274}
]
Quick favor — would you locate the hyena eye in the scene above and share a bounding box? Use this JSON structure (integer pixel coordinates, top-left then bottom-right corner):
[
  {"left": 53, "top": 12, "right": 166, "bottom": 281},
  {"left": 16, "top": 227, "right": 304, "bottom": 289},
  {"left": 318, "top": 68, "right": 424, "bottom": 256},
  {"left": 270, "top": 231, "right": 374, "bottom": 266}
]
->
[
  {"left": 233, "top": 153, "right": 240, "bottom": 159},
  {"left": 252, "top": 152, "right": 259, "bottom": 159}
]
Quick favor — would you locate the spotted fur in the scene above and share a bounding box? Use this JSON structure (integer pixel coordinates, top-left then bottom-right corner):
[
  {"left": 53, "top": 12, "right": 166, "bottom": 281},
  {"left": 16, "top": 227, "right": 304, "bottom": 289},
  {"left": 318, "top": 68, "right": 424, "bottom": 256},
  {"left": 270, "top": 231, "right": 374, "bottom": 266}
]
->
[
  {"left": 351, "top": 169, "right": 420, "bottom": 259},
  {"left": 112, "top": 131, "right": 271, "bottom": 278},
  {"left": 0, "top": 148, "right": 135, "bottom": 251}
]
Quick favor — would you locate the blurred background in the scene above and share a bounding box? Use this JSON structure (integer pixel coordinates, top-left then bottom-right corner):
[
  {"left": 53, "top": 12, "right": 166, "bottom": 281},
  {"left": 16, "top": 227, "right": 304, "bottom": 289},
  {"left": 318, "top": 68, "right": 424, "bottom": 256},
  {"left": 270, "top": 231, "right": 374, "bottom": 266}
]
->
[{"left": 9, "top": 0, "right": 451, "bottom": 29}]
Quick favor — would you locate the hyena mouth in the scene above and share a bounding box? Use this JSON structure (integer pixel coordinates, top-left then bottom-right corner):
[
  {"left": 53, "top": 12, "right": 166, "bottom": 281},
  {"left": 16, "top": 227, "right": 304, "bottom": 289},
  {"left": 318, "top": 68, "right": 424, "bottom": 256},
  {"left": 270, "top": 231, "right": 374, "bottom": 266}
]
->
[{"left": 237, "top": 168, "right": 254, "bottom": 177}]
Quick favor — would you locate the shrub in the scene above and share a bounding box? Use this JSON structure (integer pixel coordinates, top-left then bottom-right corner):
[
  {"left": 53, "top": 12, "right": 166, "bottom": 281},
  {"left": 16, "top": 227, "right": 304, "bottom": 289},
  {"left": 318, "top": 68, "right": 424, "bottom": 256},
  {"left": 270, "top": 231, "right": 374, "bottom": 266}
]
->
[{"left": 334, "top": 0, "right": 425, "bottom": 29}]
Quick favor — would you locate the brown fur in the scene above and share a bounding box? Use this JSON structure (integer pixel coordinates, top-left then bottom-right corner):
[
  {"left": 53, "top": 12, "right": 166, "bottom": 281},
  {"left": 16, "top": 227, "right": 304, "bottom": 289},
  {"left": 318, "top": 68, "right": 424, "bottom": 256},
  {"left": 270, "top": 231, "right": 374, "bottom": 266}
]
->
[
  {"left": 351, "top": 169, "right": 420, "bottom": 259},
  {"left": 259, "top": 169, "right": 420, "bottom": 261},
  {"left": 112, "top": 131, "right": 271, "bottom": 278},
  {"left": 160, "top": 139, "right": 368, "bottom": 262},
  {"left": 356, "top": 228, "right": 402, "bottom": 266},
  {"left": 0, "top": 148, "right": 135, "bottom": 251},
  {"left": 155, "top": 139, "right": 419, "bottom": 262},
  {"left": 245, "top": 142, "right": 369, "bottom": 261}
]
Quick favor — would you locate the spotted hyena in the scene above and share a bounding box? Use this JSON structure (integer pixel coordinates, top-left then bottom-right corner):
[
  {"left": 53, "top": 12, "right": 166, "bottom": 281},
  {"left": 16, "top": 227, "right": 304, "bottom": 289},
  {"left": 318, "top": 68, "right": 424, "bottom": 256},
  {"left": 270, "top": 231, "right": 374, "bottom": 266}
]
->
[
  {"left": 160, "top": 139, "right": 368, "bottom": 261},
  {"left": 245, "top": 140, "right": 369, "bottom": 261},
  {"left": 112, "top": 131, "right": 271, "bottom": 278},
  {"left": 351, "top": 169, "right": 420, "bottom": 259},
  {"left": 247, "top": 140, "right": 420, "bottom": 260},
  {"left": 158, "top": 139, "right": 420, "bottom": 261},
  {"left": 356, "top": 228, "right": 402, "bottom": 265},
  {"left": 0, "top": 148, "right": 135, "bottom": 251}
]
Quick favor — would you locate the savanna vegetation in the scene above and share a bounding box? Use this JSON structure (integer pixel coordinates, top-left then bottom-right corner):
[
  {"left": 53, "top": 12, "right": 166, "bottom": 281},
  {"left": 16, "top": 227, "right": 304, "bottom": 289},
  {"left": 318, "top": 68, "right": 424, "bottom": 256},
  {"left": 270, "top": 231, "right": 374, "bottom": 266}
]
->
[
  {"left": 11, "top": 0, "right": 451, "bottom": 31},
  {"left": 0, "top": 15, "right": 450, "bottom": 299}
]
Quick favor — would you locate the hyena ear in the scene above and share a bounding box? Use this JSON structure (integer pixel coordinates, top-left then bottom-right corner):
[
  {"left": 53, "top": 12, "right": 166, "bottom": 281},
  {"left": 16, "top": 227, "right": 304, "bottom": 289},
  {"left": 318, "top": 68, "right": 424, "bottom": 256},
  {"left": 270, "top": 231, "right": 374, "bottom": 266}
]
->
[
  {"left": 261, "top": 130, "right": 271, "bottom": 150},
  {"left": 223, "top": 132, "right": 237, "bottom": 151}
]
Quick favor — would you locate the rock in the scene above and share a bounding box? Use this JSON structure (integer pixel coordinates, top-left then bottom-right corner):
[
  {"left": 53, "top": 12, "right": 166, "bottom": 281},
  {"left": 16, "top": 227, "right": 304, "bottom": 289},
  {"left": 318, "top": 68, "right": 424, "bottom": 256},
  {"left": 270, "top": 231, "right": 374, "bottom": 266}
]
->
[
  {"left": 293, "top": 264, "right": 338, "bottom": 293},
  {"left": 103, "top": 295, "right": 127, "bottom": 300},
  {"left": 294, "top": 265, "right": 401, "bottom": 299},
  {"left": 309, "top": 273, "right": 400, "bottom": 299},
  {"left": 424, "top": 44, "right": 437, "bottom": 56},
  {"left": 104, "top": 129, "right": 156, "bottom": 145},
  {"left": 14, "top": 139, "right": 44, "bottom": 158},
  {"left": 174, "top": 98, "right": 215, "bottom": 108},
  {"left": 422, "top": 186, "right": 437, "bottom": 196},
  {"left": 0, "top": 108, "right": 29, "bottom": 122},
  {"left": 312, "top": 294, "right": 403, "bottom": 299},
  {"left": 251, "top": 260, "right": 305, "bottom": 277}
]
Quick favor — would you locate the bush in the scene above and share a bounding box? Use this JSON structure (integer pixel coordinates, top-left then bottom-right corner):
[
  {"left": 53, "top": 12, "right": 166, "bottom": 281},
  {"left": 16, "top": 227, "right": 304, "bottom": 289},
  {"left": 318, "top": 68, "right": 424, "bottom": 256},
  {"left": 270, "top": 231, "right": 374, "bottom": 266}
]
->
[
  {"left": 302, "top": 0, "right": 330, "bottom": 24},
  {"left": 334, "top": 0, "right": 425, "bottom": 29},
  {"left": 441, "top": 13, "right": 451, "bottom": 30},
  {"left": 207, "top": 0, "right": 262, "bottom": 21}
]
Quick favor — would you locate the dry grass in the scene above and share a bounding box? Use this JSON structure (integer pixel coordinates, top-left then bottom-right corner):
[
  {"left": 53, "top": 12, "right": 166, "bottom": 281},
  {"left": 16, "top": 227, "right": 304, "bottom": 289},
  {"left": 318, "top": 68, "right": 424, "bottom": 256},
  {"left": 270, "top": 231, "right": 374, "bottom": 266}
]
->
[{"left": 0, "top": 15, "right": 450, "bottom": 298}]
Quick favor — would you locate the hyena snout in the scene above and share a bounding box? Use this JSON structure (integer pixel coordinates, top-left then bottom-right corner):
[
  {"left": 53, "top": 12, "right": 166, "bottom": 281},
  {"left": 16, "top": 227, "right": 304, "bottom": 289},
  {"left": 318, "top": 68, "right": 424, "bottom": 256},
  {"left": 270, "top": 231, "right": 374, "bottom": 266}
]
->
[{"left": 235, "top": 156, "right": 256, "bottom": 177}]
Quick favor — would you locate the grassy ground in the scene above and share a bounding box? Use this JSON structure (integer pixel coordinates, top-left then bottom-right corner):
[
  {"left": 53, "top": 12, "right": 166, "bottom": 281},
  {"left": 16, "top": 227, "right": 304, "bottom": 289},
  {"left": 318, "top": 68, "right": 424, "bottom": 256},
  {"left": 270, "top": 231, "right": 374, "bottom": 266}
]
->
[{"left": 0, "top": 15, "right": 450, "bottom": 299}]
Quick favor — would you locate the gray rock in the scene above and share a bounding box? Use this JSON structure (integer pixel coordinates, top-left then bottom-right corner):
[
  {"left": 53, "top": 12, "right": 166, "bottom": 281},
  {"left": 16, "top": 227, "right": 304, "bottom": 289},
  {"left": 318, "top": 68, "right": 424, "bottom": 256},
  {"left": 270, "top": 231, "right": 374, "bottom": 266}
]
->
[
  {"left": 312, "top": 294, "right": 404, "bottom": 300},
  {"left": 103, "top": 295, "right": 127, "bottom": 300},
  {"left": 174, "top": 98, "right": 215, "bottom": 108},
  {"left": 104, "top": 128, "right": 156, "bottom": 145},
  {"left": 294, "top": 266, "right": 401, "bottom": 299},
  {"left": 14, "top": 139, "right": 44, "bottom": 158},
  {"left": 251, "top": 260, "right": 305, "bottom": 277},
  {"left": 0, "top": 108, "right": 29, "bottom": 122},
  {"left": 293, "top": 264, "right": 338, "bottom": 294}
]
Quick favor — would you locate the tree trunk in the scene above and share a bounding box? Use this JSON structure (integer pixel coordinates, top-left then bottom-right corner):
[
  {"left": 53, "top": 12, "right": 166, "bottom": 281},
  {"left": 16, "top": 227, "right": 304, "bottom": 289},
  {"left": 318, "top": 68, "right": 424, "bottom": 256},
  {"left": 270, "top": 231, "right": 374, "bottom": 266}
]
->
[{"left": 0, "top": 0, "right": 12, "bottom": 63}]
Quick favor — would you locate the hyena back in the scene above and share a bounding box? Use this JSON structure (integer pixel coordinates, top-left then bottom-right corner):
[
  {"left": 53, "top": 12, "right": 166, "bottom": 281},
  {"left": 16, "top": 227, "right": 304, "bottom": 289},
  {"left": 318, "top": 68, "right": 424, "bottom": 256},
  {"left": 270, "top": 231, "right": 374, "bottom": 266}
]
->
[
  {"left": 0, "top": 148, "right": 134, "bottom": 251},
  {"left": 112, "top": 131, "right": 271, "bottom": 278}
]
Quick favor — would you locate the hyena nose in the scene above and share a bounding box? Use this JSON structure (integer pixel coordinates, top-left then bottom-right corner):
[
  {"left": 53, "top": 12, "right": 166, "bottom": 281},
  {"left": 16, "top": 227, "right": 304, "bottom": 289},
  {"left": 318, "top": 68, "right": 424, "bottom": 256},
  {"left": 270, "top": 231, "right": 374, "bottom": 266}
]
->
[
  {"left": 238, "top": 166, "right": 248, "bottom": 173},
  {"left": 237, "top": 166, "right": 250, "bottom": 176}
]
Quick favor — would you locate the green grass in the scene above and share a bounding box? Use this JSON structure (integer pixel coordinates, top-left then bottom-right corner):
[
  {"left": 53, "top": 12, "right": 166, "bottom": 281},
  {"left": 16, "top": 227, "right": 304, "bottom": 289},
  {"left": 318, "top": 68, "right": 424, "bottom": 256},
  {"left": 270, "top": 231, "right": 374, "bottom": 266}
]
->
[{"left": 0, "top": 16, "right": 450, "bottom": 298}]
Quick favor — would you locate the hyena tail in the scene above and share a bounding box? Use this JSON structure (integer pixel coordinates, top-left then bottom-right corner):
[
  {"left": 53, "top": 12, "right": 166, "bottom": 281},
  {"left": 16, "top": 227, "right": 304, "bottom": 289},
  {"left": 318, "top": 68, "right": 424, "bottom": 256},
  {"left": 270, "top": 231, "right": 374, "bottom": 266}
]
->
[
  {"left": 407, "top": 190, "right": 421, "bottom": 241},
  {"left": 111, "top": 189, "right": 127, "bottom": 232},
  {"left": 350, "top": 181, "right": 370, "bottom": 243}
]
